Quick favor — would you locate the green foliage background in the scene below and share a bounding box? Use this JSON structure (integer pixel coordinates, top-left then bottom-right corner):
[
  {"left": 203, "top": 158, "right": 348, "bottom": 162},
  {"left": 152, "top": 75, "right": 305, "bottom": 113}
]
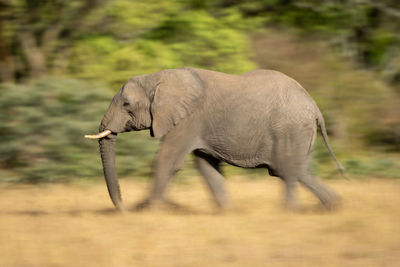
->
[
  {"left": 0, "top": 79, "right": 159, "bottom": 183},
  {"left": 68, "top": 5, "right": 257, "bottom": 88},
  {"left": 1, "top": 0, "right": 400, "bottom": 182}
]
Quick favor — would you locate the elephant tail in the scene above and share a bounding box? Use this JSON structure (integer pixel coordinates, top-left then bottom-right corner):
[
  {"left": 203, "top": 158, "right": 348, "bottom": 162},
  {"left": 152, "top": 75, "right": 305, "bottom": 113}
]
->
[{"left": 317, "top": 115, "right": 345, "bottom": 176}]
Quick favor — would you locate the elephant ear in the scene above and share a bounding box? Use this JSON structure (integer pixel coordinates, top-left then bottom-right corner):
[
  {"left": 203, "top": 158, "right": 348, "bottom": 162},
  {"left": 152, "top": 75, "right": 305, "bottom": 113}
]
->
[{"left": 150, "top": 68, "right": 205, "bottom": 138}]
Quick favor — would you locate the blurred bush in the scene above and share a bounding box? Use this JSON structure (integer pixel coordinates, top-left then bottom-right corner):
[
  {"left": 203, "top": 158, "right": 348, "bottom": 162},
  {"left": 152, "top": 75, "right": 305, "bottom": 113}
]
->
[
  {"left": 68, "top": 8, "right": 256, "bottom": 89},
  {"left": 343, "top": 157, "right": 400, "bottom": 179},
  {"left": 0, "top": 79, "right": 158, "bottom": 183}
]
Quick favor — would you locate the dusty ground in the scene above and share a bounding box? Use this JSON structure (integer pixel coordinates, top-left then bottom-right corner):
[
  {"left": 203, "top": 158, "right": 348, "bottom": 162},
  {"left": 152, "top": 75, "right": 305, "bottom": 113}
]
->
[{"left": 0, "top": 177, "right": 399, "bottom": 267}]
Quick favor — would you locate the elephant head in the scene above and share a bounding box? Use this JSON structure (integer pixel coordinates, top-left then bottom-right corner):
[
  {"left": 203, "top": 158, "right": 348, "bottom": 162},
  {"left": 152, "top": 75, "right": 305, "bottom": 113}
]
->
[{"left": 85, "top": 68, "right": 205, "bottom": 211}]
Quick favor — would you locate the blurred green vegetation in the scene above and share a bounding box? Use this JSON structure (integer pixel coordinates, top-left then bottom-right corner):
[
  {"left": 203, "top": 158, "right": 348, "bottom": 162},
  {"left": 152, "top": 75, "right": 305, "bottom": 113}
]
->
[
  {"left": 1, "top": 0, "right": 400, "bottom": 182},
  {"left": 69, "top": 7, "right": 256, "bottom": 88},
  {"left": 0, "top": 79, "right": 159, "bottom": 183}
]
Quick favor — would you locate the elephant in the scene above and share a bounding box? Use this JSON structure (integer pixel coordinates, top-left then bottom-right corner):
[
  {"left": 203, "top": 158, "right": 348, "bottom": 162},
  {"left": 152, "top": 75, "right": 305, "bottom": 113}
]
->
[{"left": 85, "top": 67, "right": 344, "bottom": 212}]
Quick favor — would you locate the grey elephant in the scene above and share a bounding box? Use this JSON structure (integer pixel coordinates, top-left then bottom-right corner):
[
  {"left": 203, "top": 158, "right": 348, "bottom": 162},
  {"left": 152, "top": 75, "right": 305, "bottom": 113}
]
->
[{"left": 85, "top": 67, "right": 343, "bottom": 212}]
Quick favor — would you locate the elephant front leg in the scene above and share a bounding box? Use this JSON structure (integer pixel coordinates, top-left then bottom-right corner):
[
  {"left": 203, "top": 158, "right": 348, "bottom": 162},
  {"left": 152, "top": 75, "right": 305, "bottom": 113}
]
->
[
  {"left": 135, "top": 134, "right": 195, "bottom": 210},
  {"left": 194, "top": 151, "right": 229, "bottom": 209}
]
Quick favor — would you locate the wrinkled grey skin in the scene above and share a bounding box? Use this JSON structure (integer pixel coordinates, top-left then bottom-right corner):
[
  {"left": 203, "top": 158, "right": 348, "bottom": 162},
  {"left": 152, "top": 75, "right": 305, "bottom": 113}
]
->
[{"left": 97, "top": 67, "right": 343, "bottom": 212}]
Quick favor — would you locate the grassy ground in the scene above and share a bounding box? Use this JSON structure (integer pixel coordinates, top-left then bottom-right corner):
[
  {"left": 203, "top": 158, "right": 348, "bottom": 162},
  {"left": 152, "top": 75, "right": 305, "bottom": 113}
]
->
[{"left": 0, "top": 177, "right": 399, "bottom": 267}]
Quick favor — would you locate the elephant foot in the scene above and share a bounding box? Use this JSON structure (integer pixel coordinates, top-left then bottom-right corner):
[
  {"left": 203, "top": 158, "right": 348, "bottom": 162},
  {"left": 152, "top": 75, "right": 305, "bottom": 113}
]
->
[
  {"left": 133, "top": 198, "right": 189, "bottom": 212},
  {"left": 321, "top": 196, "right": 342, "bottom": 211},
  {"left": 284, "top": 202, "right": 300, "bottom": 213},
  {"left": 213, "top": 200, "right": 231, "bottom": 213},
  {"left": 315, "top": 188, "right": 342, "bottom": 212}
]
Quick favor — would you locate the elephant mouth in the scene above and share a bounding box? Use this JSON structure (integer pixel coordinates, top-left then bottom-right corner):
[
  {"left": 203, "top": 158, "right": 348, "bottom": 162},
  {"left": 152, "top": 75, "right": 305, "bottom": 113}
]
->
[
  {"left": 125, "top": 120, "right": 142, "bottom": 131},
  {"left": 84, "top": 129, "right": 112, "bottom": 139}
]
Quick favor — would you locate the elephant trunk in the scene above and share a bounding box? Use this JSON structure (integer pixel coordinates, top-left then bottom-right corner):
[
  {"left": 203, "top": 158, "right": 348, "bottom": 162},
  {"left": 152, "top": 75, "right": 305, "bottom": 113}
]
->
[{"left": 99, "top": 134, "right": 126, "bottom": 212}]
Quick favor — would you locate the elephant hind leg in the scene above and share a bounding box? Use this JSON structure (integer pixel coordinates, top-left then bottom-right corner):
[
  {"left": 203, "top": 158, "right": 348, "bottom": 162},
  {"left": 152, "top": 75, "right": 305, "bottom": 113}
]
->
[
  {"left": 299, "top": 173, "right": 341, "bottom": 210},
  {"left": 194, "top": 151, "right": 229, "bottom": 209},
  {"left": 276, "top": 161, "right": 341, "bottom": 210},
  {"left": 274, "top": 168, "right": 300, "bottom": 210}
]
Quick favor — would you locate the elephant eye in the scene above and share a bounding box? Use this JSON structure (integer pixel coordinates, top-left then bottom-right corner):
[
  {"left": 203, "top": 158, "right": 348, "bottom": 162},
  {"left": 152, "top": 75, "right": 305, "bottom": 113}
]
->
[{"left": 123, "top": 101, "right": 129, "bottom": 107}]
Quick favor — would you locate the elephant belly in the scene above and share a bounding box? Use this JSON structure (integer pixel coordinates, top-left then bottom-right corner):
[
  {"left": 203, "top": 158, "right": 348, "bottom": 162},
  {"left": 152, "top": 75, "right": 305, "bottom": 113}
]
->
[
  {"left": 201, "top": 119, "right": 275, "bottom": 168},
  {"left": 200, "top": 113, "right": 315, "bottom": 169}
]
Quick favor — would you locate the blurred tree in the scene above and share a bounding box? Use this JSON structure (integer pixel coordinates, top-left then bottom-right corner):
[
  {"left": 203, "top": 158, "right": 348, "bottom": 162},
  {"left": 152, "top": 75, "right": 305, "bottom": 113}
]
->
[
  {"left": 0, "top": 0, "right": 103, "bottom": 81},
  {"left": 0, "top": 0, "right": 15, "bottom": 82},
  {"left": 0, "top": 0, "right": 256, "bottom": 85},
  {"left": 67, "top": 4, "right": 256, "bottom": 88},
  {"left": 211, "top": 0, "right": 400, "bottom": 85}
]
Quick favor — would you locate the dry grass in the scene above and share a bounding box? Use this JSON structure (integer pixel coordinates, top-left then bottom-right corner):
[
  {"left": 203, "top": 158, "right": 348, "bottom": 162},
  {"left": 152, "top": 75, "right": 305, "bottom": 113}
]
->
[{"left": 1, "top": 177, "right": 399, "bottom": 267}]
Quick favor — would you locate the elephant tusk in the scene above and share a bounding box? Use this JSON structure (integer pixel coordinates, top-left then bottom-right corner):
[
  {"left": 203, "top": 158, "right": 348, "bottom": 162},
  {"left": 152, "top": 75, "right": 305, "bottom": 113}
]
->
[{"left": 84, "top": 130, "right": 112, "bottom": 139}]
